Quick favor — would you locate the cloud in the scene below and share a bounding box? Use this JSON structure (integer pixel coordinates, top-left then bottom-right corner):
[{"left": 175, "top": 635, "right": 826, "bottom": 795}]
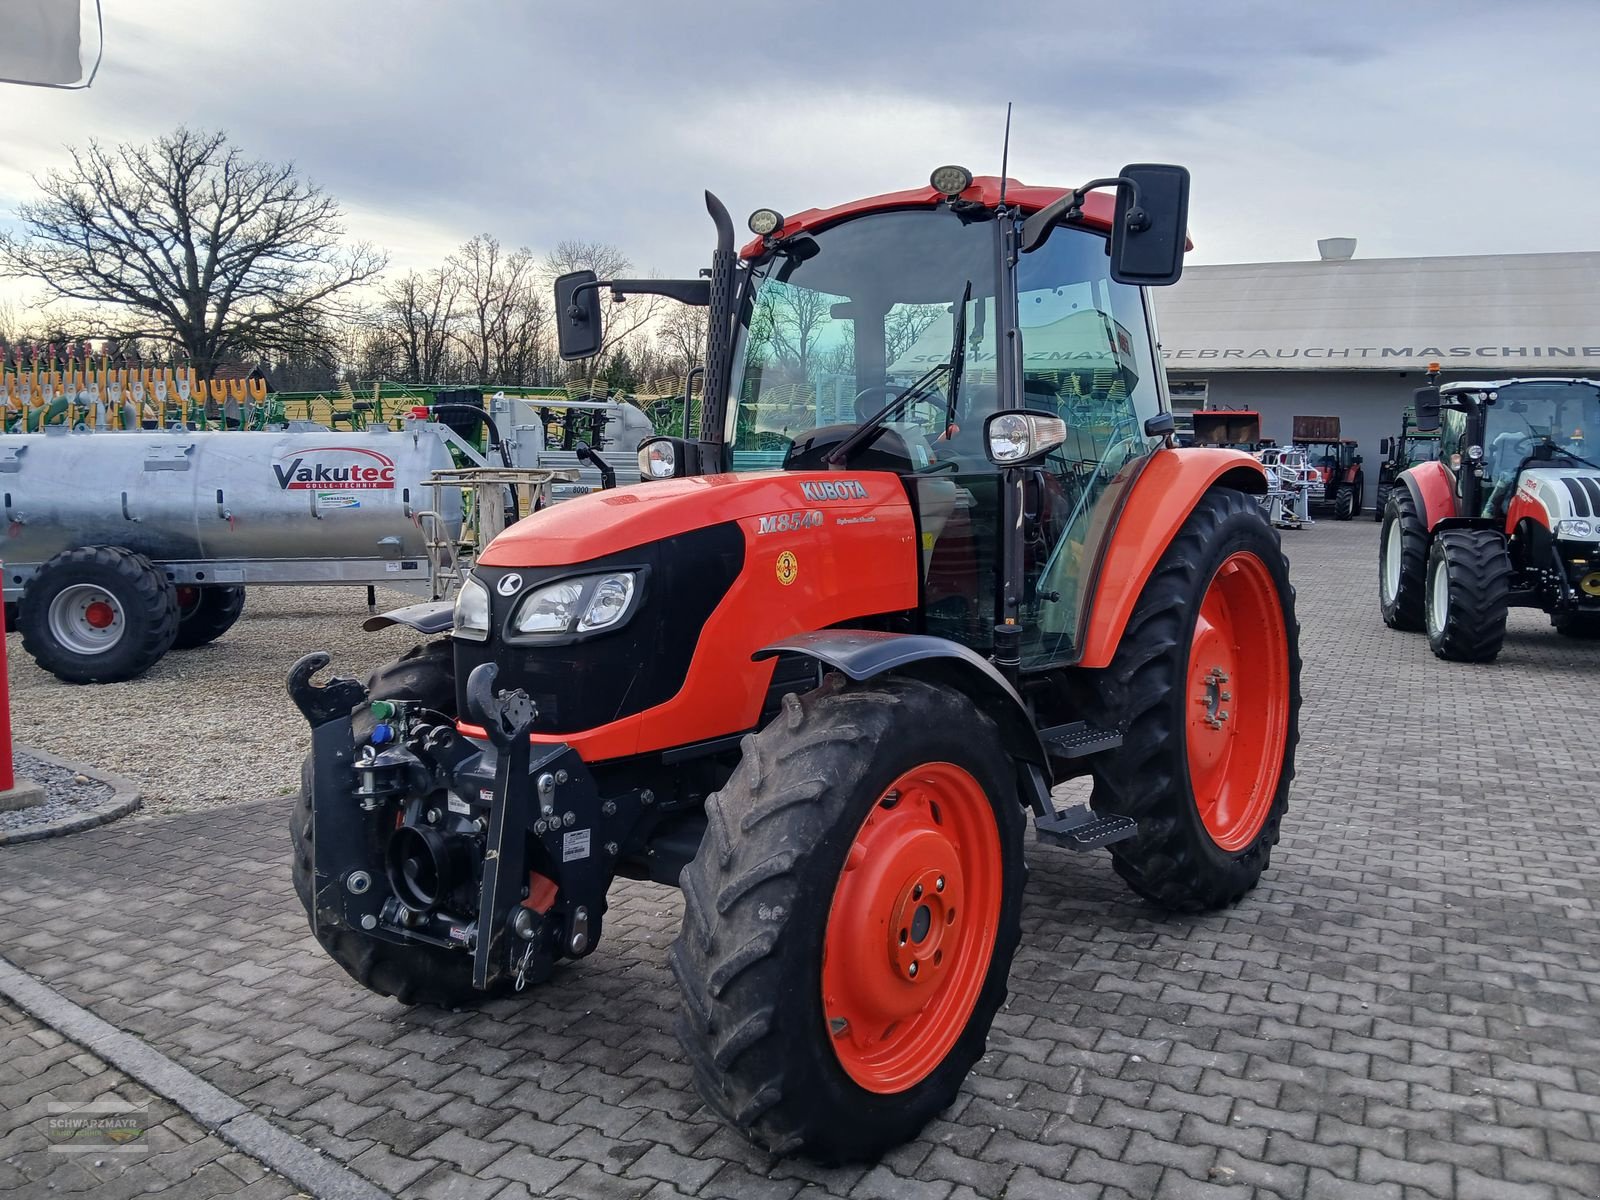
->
[{"left": 0, "top": 0, "right": 1596, "bottom": 299}]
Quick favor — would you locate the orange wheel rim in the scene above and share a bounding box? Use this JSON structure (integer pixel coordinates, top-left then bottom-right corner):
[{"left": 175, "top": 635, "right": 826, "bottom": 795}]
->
[
  {"left": 821, "top": 762, "right": 1000, "bottom": 1094},
  {"left": 1186, "top": 551, "right": 1290, "bottom": 851}
]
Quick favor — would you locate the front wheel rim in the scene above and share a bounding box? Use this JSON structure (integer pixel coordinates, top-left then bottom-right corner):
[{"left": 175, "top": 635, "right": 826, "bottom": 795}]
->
[
  {"left": 1382, "top": 519, "right": 1401, "bottom": 604},
  {"left": 47, "top": 584, "right": 127, "bottom": 655},
  {"left": 1186, "top": 552, "right": 1290, "bottom": 851},
  {"left": 822, "top": 762, "right": 1001, "bottom": 1094}
]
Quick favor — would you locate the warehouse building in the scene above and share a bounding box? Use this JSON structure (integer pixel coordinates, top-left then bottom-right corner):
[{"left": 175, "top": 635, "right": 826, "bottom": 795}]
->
[{"left": 1154, "top": 247, "right": 1600, "bottom": 505}]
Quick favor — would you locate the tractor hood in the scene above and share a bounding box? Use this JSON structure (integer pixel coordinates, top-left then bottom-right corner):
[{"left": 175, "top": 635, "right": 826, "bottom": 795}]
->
[
  {"left": 1512, "top": 468, "right": 1600, "bottom": 539},
  {"left": 478, "top": 470, "right": 909, "bottom": 567}
]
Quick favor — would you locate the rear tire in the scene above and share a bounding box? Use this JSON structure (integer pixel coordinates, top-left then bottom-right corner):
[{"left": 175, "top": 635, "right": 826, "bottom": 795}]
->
[
  {"left": 1379, "top": 490, "right": 1429, "bottom": 631},
  {"left": 1424, "top": 530, "right": 1510, "bottom": 662},
  {"left": 291, "top": 639, "right": 505, "bottom": 1008},
  {"left": 172, "top": 585, "right": 246, "bottom": 649},
  {"left": 19, "top": 546, "right": 178, "bottom": 683},
  {"left": 670, "top": 675, "right": 1026, "bottom": 1162},
  {"left": 1086, "top": 487, "right": 1300, "bottom": 913}
]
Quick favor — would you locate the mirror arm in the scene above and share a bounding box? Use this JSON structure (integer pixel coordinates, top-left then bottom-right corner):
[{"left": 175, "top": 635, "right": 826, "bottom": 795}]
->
[{"left": 1019, "top": 175, "right": 1142, "bottom": 253}]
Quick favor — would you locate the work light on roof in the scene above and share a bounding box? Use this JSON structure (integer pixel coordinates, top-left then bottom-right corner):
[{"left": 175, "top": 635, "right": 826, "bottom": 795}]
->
[
  {"left": 747, "top": 208, "right": 784, "bottom": 237},
  {"left": 930, "top": 165, "right": 974, "bottom": 197}
]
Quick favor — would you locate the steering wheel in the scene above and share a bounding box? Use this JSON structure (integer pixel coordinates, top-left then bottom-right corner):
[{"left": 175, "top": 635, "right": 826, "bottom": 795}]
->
[{"left": 852, "top": 385, "right": 900, "bottom": 423}]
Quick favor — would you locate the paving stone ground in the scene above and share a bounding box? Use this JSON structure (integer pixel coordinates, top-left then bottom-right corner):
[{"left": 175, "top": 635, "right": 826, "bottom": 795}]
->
[
  {"left": 2, "top": 519, "right": 1599, "bottom": 1199},
  {"left": 0, "top": 998, "right": 302, "bottom": 1198}
]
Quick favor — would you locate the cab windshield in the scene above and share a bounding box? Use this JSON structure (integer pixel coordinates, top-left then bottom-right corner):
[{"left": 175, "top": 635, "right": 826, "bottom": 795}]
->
[
  {"left": 727, "top": 209, "right": 997, "bottom": 471},
  {"left": 1481, "top": 380, "right": 1600, "bottom": 462}
]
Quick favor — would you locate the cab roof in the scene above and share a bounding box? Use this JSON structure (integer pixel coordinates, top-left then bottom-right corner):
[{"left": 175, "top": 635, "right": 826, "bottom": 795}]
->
[
  {"left": 738, "top": 175, "right": 1121, "bottom": 259},
  {"left": 1441, "top": 377, "right": 1600, "bottom": 393}
]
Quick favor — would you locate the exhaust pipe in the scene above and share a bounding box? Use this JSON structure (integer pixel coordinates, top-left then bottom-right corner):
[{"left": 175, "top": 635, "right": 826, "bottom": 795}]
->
[{"left": 385, "top": 822, "right": 478, "bottom": 913}]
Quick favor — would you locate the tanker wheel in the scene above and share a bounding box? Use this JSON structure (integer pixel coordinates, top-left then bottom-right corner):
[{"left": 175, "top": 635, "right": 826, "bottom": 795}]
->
[
  {"left": 670, "top": 675, "right": 1025, "bottom": 1162},
  {"left": 290, "top": 639, "right": 510, "bottom": 1008},
  {"left": 1333, "top": 485, "right": 1356, "bottom": 520},
  {"left": 172, "top": 585, "right": 246, "bottom": 650},
  {"left": 1425, "top": 530, "right": 1509, "bottom": 663},
  {"left": 1379, "top": 489, "right": 1429, "bottom": 631},
  {"left": 18, "top": 546, "right": 178, "bottom": 683},
  {"left": 1087, "top": 487, "right": 1300, "bottom": 912}
]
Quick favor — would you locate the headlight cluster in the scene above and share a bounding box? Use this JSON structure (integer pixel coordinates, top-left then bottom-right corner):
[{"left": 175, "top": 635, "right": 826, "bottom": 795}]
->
[
  {"left": 454, "top": 571, "right": 642, "bottom": 640},
  {"left": 1558, "top": 518, "right": 1594, "bottom": 539},
  {"left": 987, "top": 413, "right": 1067, "bottom": 464}
]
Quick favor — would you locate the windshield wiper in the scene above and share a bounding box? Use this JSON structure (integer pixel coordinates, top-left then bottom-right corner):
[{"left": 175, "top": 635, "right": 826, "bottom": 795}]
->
[
  {"left": 825, "top": 281, "right": 973, "bottom": 468},
  {"left": 944, "top": 280, "right": 972, "bottom": 434}
]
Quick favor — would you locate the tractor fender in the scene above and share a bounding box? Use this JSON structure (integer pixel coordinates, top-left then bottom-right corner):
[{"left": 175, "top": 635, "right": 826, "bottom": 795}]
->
[
  {"left": 1075, "top": 448, "right": 1267, "bottom": 670},
  {"left": 1400, "top": 461, "right": 1458, "bottom": 531},
  {"left": 362, "top": 599, "right": 454, "bottom": 635},
  {"left": 754, "top": 629, "right": 1046, "bottom": 767}
]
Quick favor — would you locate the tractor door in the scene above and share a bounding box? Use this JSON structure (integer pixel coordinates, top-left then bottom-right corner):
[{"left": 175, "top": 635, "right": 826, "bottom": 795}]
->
[{"left": 1010, "top": 228, "right": 1165, "bottom": 668}]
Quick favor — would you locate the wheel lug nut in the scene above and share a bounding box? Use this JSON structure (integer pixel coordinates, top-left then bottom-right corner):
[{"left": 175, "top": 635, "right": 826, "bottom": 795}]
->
[
  {"left": 912, "top": 884, "right": 923, "bottom": 900},
  {"left": 935, "top": 876, "right": 945, "bottom": 892},
  {"left": 908, "top": 962, "right": 919, "bottom": 978}
]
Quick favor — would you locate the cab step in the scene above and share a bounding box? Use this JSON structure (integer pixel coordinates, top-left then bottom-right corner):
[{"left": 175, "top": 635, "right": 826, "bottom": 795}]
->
[
  {"left": 1034, "top": 804, "right": 1138, "bottom": 851},
  {"left": 1038, "top": 720, "right": 1123, "bottom": 760}
]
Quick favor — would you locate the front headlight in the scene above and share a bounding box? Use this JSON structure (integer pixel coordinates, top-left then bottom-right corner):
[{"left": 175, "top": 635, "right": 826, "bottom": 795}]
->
[
  {"left": 452, "top": 575, "right": 491, "bottom": 641},
  {"left": 1558, "top": 518, "right": 1594, "bottom": 539},
  {"left": 509, "top": 571, "right": 640, "bottom": 638}
]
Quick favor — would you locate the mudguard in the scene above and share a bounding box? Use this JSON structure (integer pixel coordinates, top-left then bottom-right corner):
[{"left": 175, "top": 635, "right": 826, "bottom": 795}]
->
[
  {"left": 1076, "top": 448, "right": 1267, "bottom": 669},
  {"left": 362, "top": 600, "right": 454, "bottom": 634},
  {"left": 754, "top": 629, "right": 1046, "bottom": 767},
  {"left": 1400, "top": 461, "right": 1458, "bottom": 531}
]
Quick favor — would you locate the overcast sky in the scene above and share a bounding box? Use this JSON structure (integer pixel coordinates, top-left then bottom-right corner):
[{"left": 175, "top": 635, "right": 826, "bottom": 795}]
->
[{"left": 2, "top": 0, "right": 1598, "bottom": 300}]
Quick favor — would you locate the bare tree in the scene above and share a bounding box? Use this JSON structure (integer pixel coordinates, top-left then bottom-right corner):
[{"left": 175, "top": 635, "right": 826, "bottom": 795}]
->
[
  {"left": 382, "top": 267, "right": 459, "bottom": 383},
  {"left": 0, "top": 127, "right": 385, "bottom": 377},
  {"left": 658, "top": 302, "right": 707, "bottom": 379}
]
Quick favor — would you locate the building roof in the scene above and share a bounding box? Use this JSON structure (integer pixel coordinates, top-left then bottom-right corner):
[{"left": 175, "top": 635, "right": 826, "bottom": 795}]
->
[{"left": 1156, "top": 250, "right": 1600, "bottom": 373}]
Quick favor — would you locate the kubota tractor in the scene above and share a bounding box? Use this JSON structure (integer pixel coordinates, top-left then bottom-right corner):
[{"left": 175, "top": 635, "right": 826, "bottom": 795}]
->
[
  {"left": 1380, "top": 369, "right": 1600, "bottom": 660},
  {"left": 1372, "top": 406, "right": 1440, "bottom": 521},
  {"left": 289, "top": 164, "right": 1302, "bottom": 1161}
]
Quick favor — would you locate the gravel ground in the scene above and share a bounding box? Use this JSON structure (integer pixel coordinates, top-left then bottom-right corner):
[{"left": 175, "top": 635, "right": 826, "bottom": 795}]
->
[
  {"left": 0, "top": 751, "right": 114, "bottom": 837},
  {"left": 6, "top": 586, "right": 431, "bottom": 817}
]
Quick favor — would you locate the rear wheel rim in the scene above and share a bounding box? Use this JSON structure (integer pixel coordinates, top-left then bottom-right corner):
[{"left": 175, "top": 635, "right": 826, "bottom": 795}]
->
[
  {"left": 1382, "top": 519, "right": 1401, "bottom": 604},
  {"left": 822, "top": 762, "right": 1001, "bottom": 1094},
  {"left": 47, "top": 584, "right": 127, "bottom": 655},
  {"left": 176, "top": 585, "right": 201, "bottom": 618},
  {"left": 1429, "top": 556, "right": 1449, "bottom": 633},
  {"left": 1186, "top": 552, "right": 1289, "bottom": 852}
]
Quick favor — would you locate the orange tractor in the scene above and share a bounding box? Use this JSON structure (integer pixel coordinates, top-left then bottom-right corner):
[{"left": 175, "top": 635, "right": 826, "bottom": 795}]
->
[{"left": 290, "top": 164, "right": 1301, "bottom": 1161}]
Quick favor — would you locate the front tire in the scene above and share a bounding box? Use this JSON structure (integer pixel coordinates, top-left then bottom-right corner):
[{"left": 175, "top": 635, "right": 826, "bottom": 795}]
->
[
  {"left": 291, "top": 639, "right": 506, "bottom": 1008},
  {"left": 1554, "top": 611, "right": 1600, "bottom": 639},
  {"left": 1087, "top": 487, "right": 1300, "bottom": 912},
  {"left": 1425, "top": 531, "right": 1510, "bottom": 662},
  {"left": 670, "top": 676, "right": 1026, "bottom": 1162},
  {"left": 1379, "top": 490, "right": 1429, "bottom": 631},
  {"left": 19, "top": 546, "right": 178, "bottom": 683},
  {"left": 1334, "top": 485, "right": 1356, "bottom": 520}
]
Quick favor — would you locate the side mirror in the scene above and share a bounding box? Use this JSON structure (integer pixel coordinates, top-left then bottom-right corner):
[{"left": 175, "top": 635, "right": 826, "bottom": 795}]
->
[
  {"left": 1413, "top": 385, "right": 1442, "bottom": 433},
  {"left": 1109, "top": 164, "right": 1190, "bottom": 287},
  {"left": 555, "top": 270, "right": 603, "bottom": 361},
  {"left": 1380, "top": 437, "right": 1392, "bottom": 455},
  {"left": 1143, "top": 411, "right": 1176, "bottom": 438},
  {"left": 984, "top": 410, "right": 1067, "bottom": 467}
]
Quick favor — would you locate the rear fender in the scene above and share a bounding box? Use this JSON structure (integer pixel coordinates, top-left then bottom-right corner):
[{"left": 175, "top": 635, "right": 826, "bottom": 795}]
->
[
  {"left": 1400, "top": 461, "right": 1458, "bottom": 531},
  {"left": 1076, "top": 448, "right": 1267, "bottom": 670},
  {"left": 754, "top": 629, "right": 1047, "bottom": 775}
]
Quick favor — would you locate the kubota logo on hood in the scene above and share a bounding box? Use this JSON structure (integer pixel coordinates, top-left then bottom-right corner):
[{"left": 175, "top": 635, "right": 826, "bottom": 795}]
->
[{"left": 272, "top": 446, "right": 397, "bottom": 491}]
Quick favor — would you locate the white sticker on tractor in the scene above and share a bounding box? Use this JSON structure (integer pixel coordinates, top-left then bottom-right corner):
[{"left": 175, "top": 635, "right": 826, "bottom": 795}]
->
[
  {"left": 447, "top": 794, "right": 471, "bottom": 816},
  {"left": 563, "top": 829, "right": 592, "bottom": 862}
]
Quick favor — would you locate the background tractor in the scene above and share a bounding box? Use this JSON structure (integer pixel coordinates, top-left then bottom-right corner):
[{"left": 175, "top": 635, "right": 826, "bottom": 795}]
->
[
  {"left": 1292, "top": 416, "right": 1364, "bottom": 520},
  {"left": 1379, "top": 368, "right": 1600, "bottom": 660},
  {"left": 291, "top": 164, "right": 1302, "bottom": 1161},
  {"left": 1372, "top": 405, "right": 1440, "bottom": 521}
]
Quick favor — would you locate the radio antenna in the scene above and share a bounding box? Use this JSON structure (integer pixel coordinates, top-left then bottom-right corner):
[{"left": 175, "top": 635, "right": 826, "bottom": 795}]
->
[{"left": 998, "top": 102, "right": 1013, "bottom": 207}]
